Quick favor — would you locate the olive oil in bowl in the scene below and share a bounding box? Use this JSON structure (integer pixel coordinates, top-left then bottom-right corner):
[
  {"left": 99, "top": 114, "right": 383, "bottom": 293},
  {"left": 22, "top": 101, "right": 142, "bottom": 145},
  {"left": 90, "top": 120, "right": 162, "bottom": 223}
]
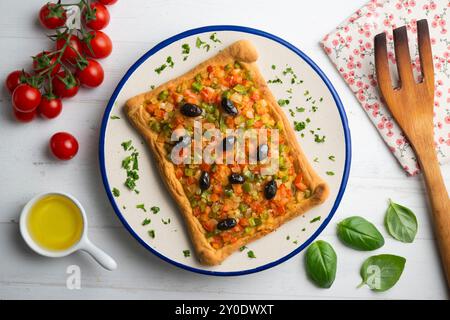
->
[{"left": 27, "top": 194, "right": 83, "bottom": 251}]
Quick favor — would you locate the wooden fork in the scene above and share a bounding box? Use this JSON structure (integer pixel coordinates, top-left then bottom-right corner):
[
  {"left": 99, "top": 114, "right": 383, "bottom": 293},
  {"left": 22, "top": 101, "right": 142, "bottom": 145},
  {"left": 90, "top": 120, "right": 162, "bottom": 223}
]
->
[{"left": 375, "top": 19, "right": 450, "bottom": 288}]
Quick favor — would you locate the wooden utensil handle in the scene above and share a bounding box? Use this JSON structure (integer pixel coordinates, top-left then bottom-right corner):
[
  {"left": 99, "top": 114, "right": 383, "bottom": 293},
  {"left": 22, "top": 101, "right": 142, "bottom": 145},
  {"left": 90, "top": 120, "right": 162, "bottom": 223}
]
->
[{"left": 415, "top": 144, "right": 450, "bottom": 287}]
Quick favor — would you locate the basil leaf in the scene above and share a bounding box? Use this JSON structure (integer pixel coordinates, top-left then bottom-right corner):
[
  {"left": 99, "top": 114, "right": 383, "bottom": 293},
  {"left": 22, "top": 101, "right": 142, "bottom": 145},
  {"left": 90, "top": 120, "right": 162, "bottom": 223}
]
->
[
  {"left": 385, "top": 200, "right": 418, "bottom": 243},
  {"left": 337, "top": 216, "right": 384, "bottom": 251},
  {"left": 305, "top": 240, "right": 337, "bottom": 288},
  {"left": 359, "top": 254, "right": 406, "bottom": 292}
]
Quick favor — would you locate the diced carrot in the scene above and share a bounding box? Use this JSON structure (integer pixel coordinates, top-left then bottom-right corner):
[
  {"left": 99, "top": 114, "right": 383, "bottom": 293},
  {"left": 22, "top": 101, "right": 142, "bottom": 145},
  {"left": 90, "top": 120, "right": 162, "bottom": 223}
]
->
[
  {"left": 210, "top": 194, "right": 220, "bottom": 202},
  {"left": 294, "top": 174, "right": 307, "bottom": 191},
  {"left": 200, "top": 163, "right": 211, "bottom": 171},
  {"left": 250, "top": 91, "right": 260, "bottom": 101},
  {"left": 213, "top": 184, "right": 223, "bottom": 194},
  {"left": 232, "top": 184, "right": 243, "bottom": 194},
  {"left": 146, "top": 104, "right": 157, "bottom": 114},
  {"left": 202, "top": 219, "right": 216, "bottom": 232},
  {"left": 226, "top": 117, "right": 235, "bottom": 128},
  {"left": 239, "top": 218, "right": 249, "bottom": 227},
  {"left": 175, "top": 168, "right": 183, "bottom": 179},
  {"left": 193, "top": 207, "right": 201, "bottom": 217},
  {"left": 187, "top": 177, "right": 196, "bottom": 185},
  {"left": 253, "top": 120, "right": 263, "bottom": 128}
]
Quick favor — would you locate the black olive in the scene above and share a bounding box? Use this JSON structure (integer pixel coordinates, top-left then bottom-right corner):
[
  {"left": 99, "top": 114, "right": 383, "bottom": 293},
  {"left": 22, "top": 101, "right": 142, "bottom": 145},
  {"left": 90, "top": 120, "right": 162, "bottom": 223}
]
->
[
  {"left": 221, "top": 98, "right": 238, "bottom": 116},
  {"left": 217, "top": 218, "right": 237, "bottom": 231},
  {"left": 180, "top": 103, "right": 202, "bottom": 117},
  {"left": 199, "top": 171, "right": 210, "bottom": 191},
  {"left": 264, "top": 180, "right": 277, "bottom": 200},
  {"left": 222, "top": 136, "right": 236, "bottom": 152},
  {"left": 175, "top": 135, "right": 191, "bottom": 147},
  {"left": 229, "top": 173, "right": 245, "bottom": 184},
  {"left": 257, "top": 144, "right": 269, "bottom": 161}
]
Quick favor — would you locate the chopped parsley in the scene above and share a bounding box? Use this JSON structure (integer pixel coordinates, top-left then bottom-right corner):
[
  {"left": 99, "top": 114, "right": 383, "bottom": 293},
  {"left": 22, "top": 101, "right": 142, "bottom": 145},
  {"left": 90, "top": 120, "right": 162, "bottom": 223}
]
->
[
  {"left": 326, "top": 171, "right": 335, "bottom": 176},
  {"left": 121, "top": 140, "right": 132, "bottom": 151},
  {"left": 286, "top": 235, "right": 290, "bottom": 240},
  {"left": 155, "top": 63, "right": 167, "bottom": 74},
  {"left": 110, "top": 115, "right": 120, "bottom": 120},
  {"left": 328, "top": 155, "right": 336, "bottom": 162},
  {"left": 195, "top": 37, "right": 210, "bottom": 51},
  {"left": 301, "top": 228, "right": 306, "bottom": 232},
  {"left": 293, "top": 240, "right": 298, "bottom": 244},
  {"left": 121, "top": 141, "right": 140, "bottom": 192},
  {"left": 268, "top": 77, "right": 283, "bottom": 84},
  {"left": 182, "top": 43, "right": 190, "bottom": 54},
  {"left": 183, "top": 250, "right": 191, "bottom": 257},
  {"left": 271, "top": 64, "right": 276, "bottom": 70},
  {"left": 278, "top": 99, "right": 290, "bottom": 106},
  {"left": 136, "top": 204, "right": 147, "bottom": 212},
  {"left": 142, "top": 218, "right": 151, "bottom": 226},
  {"left": 182, "top": 43, "right": 190, "bottom": 61},
  {"left": 209, "top": 32, "right": 221, "bottom": 43},
  {"left": 294, "top": 121, "right": 306, "bottom": 132},
  {"left": 161, "top": 218, "right": 171, "bottom": 225},
  {"left": 166, "top": 56, "right": 174, "bottom": 68},
  {"left": 310, "top": 216, "right": 321, "bottom": 223},
  {"left": 283, "top": 66, "right": 302, "bottom": 84},
  {"left": 247, "top": 251, "right": 256, "bottom": 259},
  {"left": 151, "top": 206, "right": 160, "bottom": 214},
  {"left": 314, "top": 134, "right": 326, "bottom": 143},
  {"left": 313, "top": 157, "right": 319, "bottom": 163},
  {"left": 148, "top": 230, "right": 155, "bottom": 238},
  {"left": 296, "top": 107, "right": 305, "bottom": 113},
  {"left": 112, "top": 188, "right": 120, "bottom": 197},
  {"left": 239, "top": 246, "right": 247, "bottom": 252},
  {"left": 150, "top": 85, "right": 155, "bottom": 90}
]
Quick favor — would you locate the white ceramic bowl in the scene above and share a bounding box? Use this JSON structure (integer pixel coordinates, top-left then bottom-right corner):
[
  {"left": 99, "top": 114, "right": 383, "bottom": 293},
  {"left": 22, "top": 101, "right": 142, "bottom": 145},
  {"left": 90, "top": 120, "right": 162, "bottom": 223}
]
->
[{"left": 20, "top": 192, "right": 117, "bottom": 271}]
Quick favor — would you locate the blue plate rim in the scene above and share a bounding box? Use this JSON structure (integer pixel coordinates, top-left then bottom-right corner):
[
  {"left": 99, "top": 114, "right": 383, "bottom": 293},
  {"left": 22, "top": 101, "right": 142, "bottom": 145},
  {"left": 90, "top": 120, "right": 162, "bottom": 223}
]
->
[{"left": 98, "top": 25, "right": 352, "bottom": 276}]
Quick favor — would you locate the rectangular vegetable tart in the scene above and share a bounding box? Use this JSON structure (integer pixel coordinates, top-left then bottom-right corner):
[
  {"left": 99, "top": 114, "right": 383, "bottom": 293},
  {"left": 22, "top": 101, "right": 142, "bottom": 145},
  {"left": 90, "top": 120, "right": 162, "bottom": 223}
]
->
[{"left": 125, "top": 40, "right": 329, "bottom": 265}]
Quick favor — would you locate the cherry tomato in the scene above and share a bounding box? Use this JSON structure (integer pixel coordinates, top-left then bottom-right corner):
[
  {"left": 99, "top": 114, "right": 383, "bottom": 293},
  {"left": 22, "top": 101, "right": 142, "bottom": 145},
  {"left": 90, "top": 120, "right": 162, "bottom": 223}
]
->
[
  {"left": 76, "top": 59, "right": 104, "bottom": 88},
  {"left": 50, "top": 132, "right": 79, "bottom": 160},
  {"left": 13, "top": 108, "right": 37, "bottom": 122},
  {"left": 5, "top": 70, "right": 29, "bottom": 94},
  {"left": 32, "top": 51, "right": 61, "bottom": 76},
  {"left": 39, "top": 2, "right": 67, "bottom": 29},
  {"left": 99, "top": 0, "right": 118, "bottom": 5},
  {"left": 83, "top": 30, "right": 112, "bottom": 59},
  {"left": 83, "top": 3, "right": 110, "bottom": 30},
  {"left": 12, "top": 84, "right": 41, "bottom": 113},
  {"left": 52, "top": 71, "right": 80, "bottom": 98},
  {"left": 56, "top": 34, "right": 83, "bottom": 63},
  {"left": 38, "top": 95, "right": 63, "bottom": 119}
]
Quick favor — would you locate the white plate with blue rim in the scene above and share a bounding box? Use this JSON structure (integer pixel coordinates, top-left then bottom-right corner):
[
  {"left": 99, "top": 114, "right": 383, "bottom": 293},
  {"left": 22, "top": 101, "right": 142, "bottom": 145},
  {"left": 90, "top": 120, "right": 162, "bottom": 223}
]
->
[{"left": 99, "top": 26, "right": 351, "bottom": 276}]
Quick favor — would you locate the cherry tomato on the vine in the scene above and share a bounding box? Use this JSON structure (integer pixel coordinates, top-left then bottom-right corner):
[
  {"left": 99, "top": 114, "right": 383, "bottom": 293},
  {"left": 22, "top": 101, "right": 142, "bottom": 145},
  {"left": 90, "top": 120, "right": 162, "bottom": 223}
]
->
[
  {"left": 12, "top": 84, "right": 41, "bottom": 113},
  {"left": 83, "top": 30, "right": 112, "bottom": 59},
  {"left": 50, "top": 132, "right": 79, "bottom": 160},
  {"left": 52, "top": 71, "right": 80, "bottom": 98},
  {"left": 76, "top": 59, "right": 104, "bottom": 88},
  {"left": 39, "top": 2, "right": 67, "bottom": 29},
  {"left": 56, "top": 34, "right": 83, "bottom": 63},
  {"left": 32, "top": 51, "right": 61, "bottom": 76},
  {"left": 5, "top": 70, "right": 29, "bottom": 94},
  {"left": 13, "top": 107, "right": 37, "bottom": 122},
  {"left": 38, "top": 95, "right": 63, "bottom": 119},
  {"left": 99, "top": 0, "right": 118, "bottom": 5},
  {"left": 83, "top": 3, "right": 110, "bottom": 30}
]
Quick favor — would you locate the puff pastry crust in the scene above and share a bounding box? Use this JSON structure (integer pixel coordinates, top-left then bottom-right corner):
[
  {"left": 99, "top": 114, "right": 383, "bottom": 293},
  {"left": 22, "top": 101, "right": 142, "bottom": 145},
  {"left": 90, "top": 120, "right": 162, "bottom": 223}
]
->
[{"left": 125, "top": 40, "right": 329, "bottom": 265}]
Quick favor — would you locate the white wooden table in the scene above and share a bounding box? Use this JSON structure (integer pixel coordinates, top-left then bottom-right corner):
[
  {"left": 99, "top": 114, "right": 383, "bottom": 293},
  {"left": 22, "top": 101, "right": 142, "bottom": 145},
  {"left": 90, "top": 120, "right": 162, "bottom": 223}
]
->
[{"left": 0, "top": 0, "right": 448, "bottom": 300}]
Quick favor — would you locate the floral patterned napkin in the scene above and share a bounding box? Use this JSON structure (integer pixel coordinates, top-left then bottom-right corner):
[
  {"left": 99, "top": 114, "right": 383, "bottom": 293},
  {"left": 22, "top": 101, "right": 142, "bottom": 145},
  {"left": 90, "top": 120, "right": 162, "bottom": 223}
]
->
[{"left": 321, "top": 0, "right": 450, "bottom": 176}]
